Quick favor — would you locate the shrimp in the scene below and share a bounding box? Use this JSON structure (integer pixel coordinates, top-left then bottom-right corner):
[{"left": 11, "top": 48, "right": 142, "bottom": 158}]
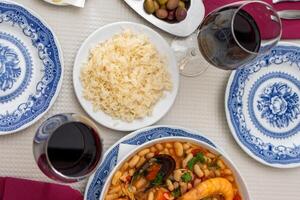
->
[{"left": 178, "top": 177, "right": 234, "bottom": 200}]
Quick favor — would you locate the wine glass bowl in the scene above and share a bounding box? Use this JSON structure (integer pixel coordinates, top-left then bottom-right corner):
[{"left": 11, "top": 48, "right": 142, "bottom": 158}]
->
[
  {"left": 33, "top": 113, "right": 103, "bottom": 183},
  {"left": 173, "top": 1, "right": 282, "bottom": 76}
]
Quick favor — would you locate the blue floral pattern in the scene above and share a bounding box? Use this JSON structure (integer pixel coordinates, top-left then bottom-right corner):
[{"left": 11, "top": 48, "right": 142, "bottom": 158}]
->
[
  {"left": 85, "top": 127, "right": 218, "bottom": 200},
  {"left": 257, "top": 82, "right": 300, "bottom": 128},
  {"left": 0, "top": 43, "right": 21, "bottom": 91},
  {"left": 0, "top": 31, "right": 33, "bottom": 103},
  {"left": 0, "top": 2, "right": 62, "bottom": 133},
  {"left": 227, "top": 45, "right": 300, "bottom": 166},
  {"left": 248, "top": 72, "right": 300, "bottom": 139}
]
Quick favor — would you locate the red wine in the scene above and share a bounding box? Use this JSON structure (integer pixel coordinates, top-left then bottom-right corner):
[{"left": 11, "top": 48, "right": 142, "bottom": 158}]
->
[
  {"left": 198, "top": 7, "right": 261, "bottom": 70},
  {"left": 47, "top": 122, "right": 102, "bottom": 177},
  {"left": 233, "top": 9, "right": 261, "bottom": 53}
]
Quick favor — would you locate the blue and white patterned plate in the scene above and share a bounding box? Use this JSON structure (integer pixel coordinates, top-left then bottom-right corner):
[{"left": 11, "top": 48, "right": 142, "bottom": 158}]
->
[
  {"left": 84, "top": 126, "right": 220, "bottom": 200},
  {"left": 0, "top": 1, "right": 63, "bottom": 134},
  {"left": 225, "top": 42, "right": 300, "bottom": 168}
]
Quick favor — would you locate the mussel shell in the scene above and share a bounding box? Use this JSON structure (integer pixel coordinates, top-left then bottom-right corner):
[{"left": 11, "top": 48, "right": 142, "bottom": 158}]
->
[
  {"left": 154, "top": 154, "right": 176, "bottom": 179},
  {"left": 132, "top": 154, "right": 176, "bottom": 186}
]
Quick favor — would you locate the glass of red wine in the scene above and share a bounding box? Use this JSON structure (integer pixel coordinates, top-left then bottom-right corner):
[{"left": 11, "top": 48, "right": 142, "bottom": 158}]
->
[
  {"left": 33, "top": 113, "right": 103, "bottom": 183},
  {"left": 171, "top": 1, "right": 282, "bottom": 76}
]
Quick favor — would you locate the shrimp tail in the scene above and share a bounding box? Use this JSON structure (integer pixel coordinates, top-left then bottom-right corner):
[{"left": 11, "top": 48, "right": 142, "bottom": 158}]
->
[{"left": 178, "top": 177, "right": 234, "bottom": 200}]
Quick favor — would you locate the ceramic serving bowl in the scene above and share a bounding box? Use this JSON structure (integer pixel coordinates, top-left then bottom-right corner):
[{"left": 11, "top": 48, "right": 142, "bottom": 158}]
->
[
  {"left": 99, "top": 136, "right": 250, "bottom": 200},
  {"left": 124, "top": 0, "right": 205, "bottom": 37}
]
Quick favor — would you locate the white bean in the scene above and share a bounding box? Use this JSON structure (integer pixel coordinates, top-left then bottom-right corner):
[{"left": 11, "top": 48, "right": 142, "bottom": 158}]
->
[
  {"left": 112, "top": 171, "right": 122, "bottom": 186},
  {"left": 165, "top": 143, "right": 173, "bottom": 148},
  {"left": 183, "top": 143, "right": 190, "bottom": 150},
  {"left": 223, "top": 169, "right": 233, "bottom": 175},
  {"left": 148, "top": 191, "right": 154, "bottom": 200},
  {"left": 155, "top": 144, "right": 164, "bottom": 151},
  {"left": 135, "top": 177, "right": 147, "bottom": 189},
  {"left": 194, "top": 164, "right": 204, "bottom": 178},
  {"left": 146, "top": 152, "right": 155, "bottom": 159},
  {"left": 129, "top": 155, "right": 140, "bottom": 168},
  {"left": 180, "top": 182, "right": 188, "bottom": 194},
  {"left": 138, "top": 149, "right": 150, "bottom": 156},
  {"left": 136, "top": 156, "right": 146, "bottom": 168},
  {"left": 226, "top": 176, "right": 234, "bottom": 182},
  {"left": 150, "top": 147, "right": 157, "bottom": 153},
  {"left": 166, "top": 179, "right": 174, "bottom": 191},
  {"left": 174, "top": 170, "right": 182, "bottom": 182},
  {"left": 206, "top": 152, "right": 216, "bottom": 159},
  {"left": 105, "top": 193, "right": 119, "bottom": 200},
  {"left": 174, "top": 142, "right": 184, "bottom": 157},
  {"left": 108, "top": 185, "right": 121, "bottom": 194},
  {"left": 215, "top": 170, "right": 221, "bottom": 177},
  {"left": 217, "top": 160, "right": 226, "bottom": 170},
  {"left": 121, "top": 162, "right": 129, "bottom": 171},
  {"left": 129, "top": 169, "right": 135, "bottom": 176},
  {"left": 182, "top": 153, "right": 193, "bottom": 168},
  {"left": 204, "top": 169, "right": 210, "bottom": 177}
]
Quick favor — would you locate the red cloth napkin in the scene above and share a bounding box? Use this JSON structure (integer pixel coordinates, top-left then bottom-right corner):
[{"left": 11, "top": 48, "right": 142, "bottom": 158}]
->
[
  {"left": 203, "top": 0, "right": 300, "bottom": 39},
  {"left": 0, "top": 177, "right": 83, "bottom": 200}
]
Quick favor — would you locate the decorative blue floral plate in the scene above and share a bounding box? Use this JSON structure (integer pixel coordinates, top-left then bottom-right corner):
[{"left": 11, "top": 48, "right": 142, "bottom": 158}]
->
[
  {"left": 225, "top": 42, "right": 300, "bottom": 168},
  {"left": 0, "top": 1, "right": 63, "bottom": 134},
  {"left": 84, "top": 126, "right": 220, "bottom": 200}
]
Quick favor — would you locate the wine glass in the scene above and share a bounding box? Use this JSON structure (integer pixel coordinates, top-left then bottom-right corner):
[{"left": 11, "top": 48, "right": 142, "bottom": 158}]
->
[
  {"left": 171, "top": 1, "right": 282, "bottom": 76},
  {"left": 33, "top": 113, "right": 103, "bottom": 183}
]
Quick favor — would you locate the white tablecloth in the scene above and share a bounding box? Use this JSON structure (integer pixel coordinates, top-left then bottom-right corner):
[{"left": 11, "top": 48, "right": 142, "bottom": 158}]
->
[{"left": 0, "top": 0, "right": 299, "bottom": 199}]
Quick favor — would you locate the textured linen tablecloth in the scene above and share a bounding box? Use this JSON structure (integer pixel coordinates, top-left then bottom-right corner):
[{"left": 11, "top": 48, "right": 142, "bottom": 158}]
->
[{"left": 0, "top": 0, "right": 299, "bottom": 199}]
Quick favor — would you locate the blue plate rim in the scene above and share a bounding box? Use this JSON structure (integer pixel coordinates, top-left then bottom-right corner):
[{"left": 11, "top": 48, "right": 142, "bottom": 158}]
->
[
  {"left": 225, "top": 41, "right": 300, "bottom": 168},
  {"left": 0, "top": 0, "right": 64, "bottom": 135}
]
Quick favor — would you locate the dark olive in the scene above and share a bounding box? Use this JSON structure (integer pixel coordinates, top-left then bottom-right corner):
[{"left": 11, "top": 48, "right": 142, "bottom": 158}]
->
[
  {"left": 175, "top": 7, "right": 187, "bottom": 21},
  {"left": 167, "top": 10, "right": 176, "bottom": 21}
]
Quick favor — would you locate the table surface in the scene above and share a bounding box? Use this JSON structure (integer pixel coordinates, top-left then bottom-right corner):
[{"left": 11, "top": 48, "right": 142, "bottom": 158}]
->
[{"left": 0, "top": 0, "right": 299, "bottom": 199}]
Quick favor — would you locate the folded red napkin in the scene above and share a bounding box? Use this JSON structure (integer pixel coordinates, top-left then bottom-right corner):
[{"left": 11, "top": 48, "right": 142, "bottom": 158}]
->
[
  {"left": 0, "top": 177, "right": 83, "bottom": 200},
  {"left": 203, "top": 0, "right": 300, "bottom": 39}
]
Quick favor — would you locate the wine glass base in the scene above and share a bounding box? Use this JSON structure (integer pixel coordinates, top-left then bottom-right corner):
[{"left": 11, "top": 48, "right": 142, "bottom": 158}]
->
[
  {"left": 179, "top": 57, "right": 209, "bottom": 77},
  {"left": 171, "top": 33, "right": 210, "bottom": 77}
]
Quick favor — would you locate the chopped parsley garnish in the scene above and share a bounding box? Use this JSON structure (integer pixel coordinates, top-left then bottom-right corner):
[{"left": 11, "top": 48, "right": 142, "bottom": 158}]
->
[
  {"left": 172, "top": 188, "right": 181, "bottom": 198},
  {"left": 151, "top": 173, "right": 163, "bottom": 186},
  {"left": 187, "top": 152, "right": 205, "bottom": 170},
  {"left": 181, "top": 172, "right": 192, "bottom": 182}
]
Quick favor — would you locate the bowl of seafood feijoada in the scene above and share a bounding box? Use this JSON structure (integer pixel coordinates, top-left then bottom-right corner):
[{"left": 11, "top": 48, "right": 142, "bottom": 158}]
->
[{"left": 101, "top": 137, "right": 250, "bottom": 200}]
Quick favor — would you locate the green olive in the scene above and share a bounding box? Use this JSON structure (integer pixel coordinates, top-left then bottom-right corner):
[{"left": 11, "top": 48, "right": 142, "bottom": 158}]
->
[
  {"left": 175, "top": 7, "right": 187, "bottom": 21},
  {"left": 155, "top": 8, "right": 168, "bottom": 19},
  {"left": 144, "top": 0, "right": 156, "bottom": 14},
  {"left": 167, "top": 0, "right": 179, "bottom": 10},
  {"left": 156, "top": 0, "right": 168, "bottom": 5},
  {"left": 160, "top": 4, "right": 166, "bottom": 9},
  {"left": 178, "top": 1, "right": 185, "bottom": 8},
  {"left": 153, "top": 0, "right": 160, "bottom": 11}
]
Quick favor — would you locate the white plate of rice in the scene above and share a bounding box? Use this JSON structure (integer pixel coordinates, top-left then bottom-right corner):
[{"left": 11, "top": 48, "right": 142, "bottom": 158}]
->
[{"left": 73, "top": 22, "right": 179, "bottom": 131}]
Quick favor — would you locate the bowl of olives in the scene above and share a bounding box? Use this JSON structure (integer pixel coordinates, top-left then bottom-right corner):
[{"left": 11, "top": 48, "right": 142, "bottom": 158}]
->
[
  {"left": 124, "top": 0, "right": 205, "bottom": 37},
  {"left": 144, "top": 0, "right": 190, "bottom": 23}
]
